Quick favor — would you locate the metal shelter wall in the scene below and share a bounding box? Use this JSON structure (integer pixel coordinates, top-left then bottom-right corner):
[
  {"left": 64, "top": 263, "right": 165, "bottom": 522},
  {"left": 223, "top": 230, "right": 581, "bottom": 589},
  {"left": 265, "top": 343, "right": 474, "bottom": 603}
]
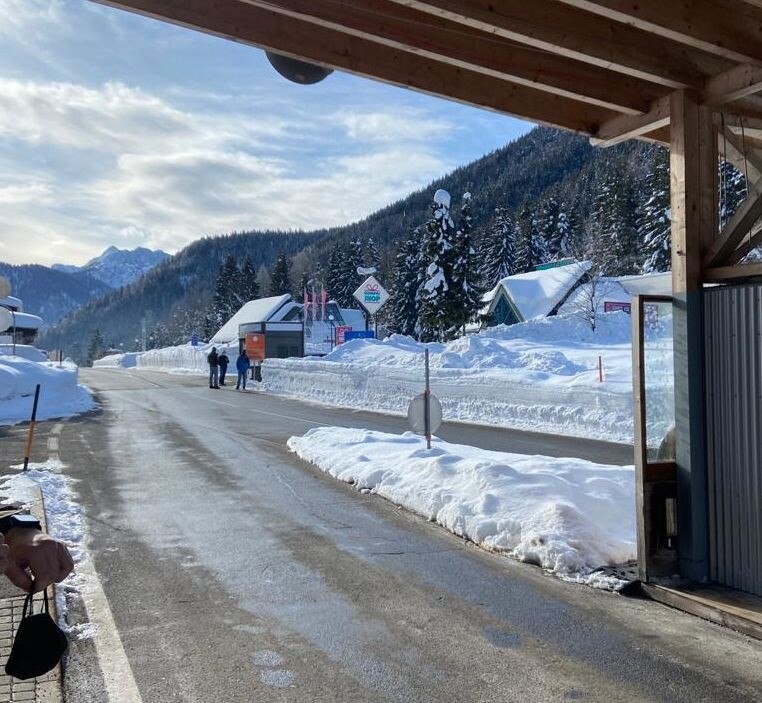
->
[{"left": 704, "top": 283, "right": 762, "bottom": 596}]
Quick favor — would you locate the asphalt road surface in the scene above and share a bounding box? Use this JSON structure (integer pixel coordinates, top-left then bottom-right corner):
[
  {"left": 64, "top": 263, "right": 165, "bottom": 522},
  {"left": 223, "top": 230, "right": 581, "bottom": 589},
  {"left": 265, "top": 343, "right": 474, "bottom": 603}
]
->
[{"left": 7, "top": 368, "right": 762, "bottom": 702}]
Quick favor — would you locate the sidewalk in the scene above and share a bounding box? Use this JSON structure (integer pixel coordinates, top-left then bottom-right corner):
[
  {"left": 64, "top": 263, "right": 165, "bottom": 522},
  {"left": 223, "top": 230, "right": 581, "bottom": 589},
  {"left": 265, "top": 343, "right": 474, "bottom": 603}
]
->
[{"left": 0, "top": 475, "right": 63, "bottom": 703}]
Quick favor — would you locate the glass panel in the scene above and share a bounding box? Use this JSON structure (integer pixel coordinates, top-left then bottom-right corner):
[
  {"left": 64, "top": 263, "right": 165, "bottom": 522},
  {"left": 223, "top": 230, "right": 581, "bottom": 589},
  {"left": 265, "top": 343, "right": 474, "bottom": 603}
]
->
[{"left": 643, "top": 300, "right": 675, "bottom": 463}]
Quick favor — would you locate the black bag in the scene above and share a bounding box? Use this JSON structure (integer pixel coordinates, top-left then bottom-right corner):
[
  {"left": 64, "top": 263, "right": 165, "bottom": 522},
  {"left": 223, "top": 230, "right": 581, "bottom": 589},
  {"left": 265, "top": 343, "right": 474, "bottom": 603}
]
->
[{"left": 5, "top": 590, "right": 68, "bottom": 680}]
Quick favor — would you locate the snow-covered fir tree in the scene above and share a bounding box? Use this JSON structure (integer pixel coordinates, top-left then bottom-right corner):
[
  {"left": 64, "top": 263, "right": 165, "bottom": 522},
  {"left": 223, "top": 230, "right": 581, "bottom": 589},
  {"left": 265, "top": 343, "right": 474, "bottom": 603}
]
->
[
  {"left": 418, "top": 189, "right": 459, "bottom": 341},
  {"left": 364, "top": 237, "right": 381, "bottom": 275},
  {"left": 325, "top": 239, "right": 363, "bottom": 307},
  {"left": 478, "top": 206, "right": 516, "bottom": 288},
  {"left": 86, "top": 328, "right": 104, "bottom": 365},
  {"left": 239, "top": 255, "right": 260, "bottom": 301},
  {"left": 592, "top": 168, "right": 640, "bottom": 276},
  {"left": 537, "top": 196, "right": 565, "bottom": 260},
  {"left": 388, "top": 228, "right": 423, "bottom": 337},
  {"left": 719, "top": 160, "right": 747, "bottom": 227},
  {"left": 268, "top": 252, "right": 292, "bottom": 296},
  {"left": 638, "top": 148, "right": 671, "bottom": 273},
  {"left": 514, "top": 201, "right": 543, "bottom": 273},
  {"left": 450, "top": 192, "right": 482, "bottom": 331},
  {"left": 209, "top": 255, "right": 240, "bottom": 329}
]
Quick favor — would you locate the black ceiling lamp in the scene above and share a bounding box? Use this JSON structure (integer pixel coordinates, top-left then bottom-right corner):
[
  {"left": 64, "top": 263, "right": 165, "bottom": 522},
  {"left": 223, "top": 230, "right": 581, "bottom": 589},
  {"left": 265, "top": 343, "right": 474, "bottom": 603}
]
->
[{"left": 265, "top": 51, "right": 333, "bottom": 85}]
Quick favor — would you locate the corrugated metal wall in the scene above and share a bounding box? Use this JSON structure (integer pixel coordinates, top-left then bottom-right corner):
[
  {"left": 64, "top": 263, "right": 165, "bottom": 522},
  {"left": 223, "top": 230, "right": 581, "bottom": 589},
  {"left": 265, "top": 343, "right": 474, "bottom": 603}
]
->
[{"left": 705, "top": 283, "right": 762, "bottom": 596}]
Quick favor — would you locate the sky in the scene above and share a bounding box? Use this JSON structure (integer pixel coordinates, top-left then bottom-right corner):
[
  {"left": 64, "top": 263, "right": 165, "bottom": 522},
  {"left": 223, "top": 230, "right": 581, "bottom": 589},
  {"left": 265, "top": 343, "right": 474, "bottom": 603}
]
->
[{"left": 0, "top": 0, "right": 532, "bottom": 266}]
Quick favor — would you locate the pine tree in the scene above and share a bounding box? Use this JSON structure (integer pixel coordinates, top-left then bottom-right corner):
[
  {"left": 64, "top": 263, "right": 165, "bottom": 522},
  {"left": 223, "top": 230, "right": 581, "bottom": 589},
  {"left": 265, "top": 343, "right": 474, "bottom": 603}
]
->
[
  {"left": 325, "top": 242, "right": 352, "bottom": 307},
  {"left": 209, "top": 255, "right": 239, "bottom": 330},
  {"left": 268, "top": 252, "right": 292, "bottom": 296},
  {"left": 639, "top": 148, "right": 671, "bottom": 273},
  {"left": 86, "top": 328, "right": 104, "bottom": 366},
  {"left": 388, "top": 228, "right": 423, "bottom": 337},
  {"left": 720, "top": 160, "right": 747, "bottom": 227},
  {"left": 364, "top": 237, "right": 381, "bottom": 275},
  {"left": 592, "top": 169, "right": 640, "bottom": 276},
  {"left": 239, "top": 255, "right": 260, "bottom": 301},
  {"left": 450, "top": 192, "right": 482, "bottom": 331},
  {"left": 538, "top": 196, "right": 564, "bottom": 260},
  {"left": 514, "top": 202, "right": 542, "bottom": 273},
  {"left": 418, "top": 189, "right": 459, "bottom": 341},
  {"left": 479, "top": 206, "right": 516, "bottom": 287}
]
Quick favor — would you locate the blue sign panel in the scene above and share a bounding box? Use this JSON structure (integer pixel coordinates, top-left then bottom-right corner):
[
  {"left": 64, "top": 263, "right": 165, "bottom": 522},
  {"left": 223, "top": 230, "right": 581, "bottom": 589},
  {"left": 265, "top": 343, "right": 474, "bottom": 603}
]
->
[
  {"left": 344, "top": 330, "right": 375, "bottom": 342},
  {"left": 191, "top": 333, "right": 199, "bottom": 347}
]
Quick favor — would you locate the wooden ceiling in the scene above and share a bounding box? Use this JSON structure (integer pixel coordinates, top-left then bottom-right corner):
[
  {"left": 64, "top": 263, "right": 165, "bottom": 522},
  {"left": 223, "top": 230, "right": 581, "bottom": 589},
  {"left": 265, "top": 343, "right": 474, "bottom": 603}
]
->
[{"left": 93, "top": 0, "right": 762, "bottom": 150}]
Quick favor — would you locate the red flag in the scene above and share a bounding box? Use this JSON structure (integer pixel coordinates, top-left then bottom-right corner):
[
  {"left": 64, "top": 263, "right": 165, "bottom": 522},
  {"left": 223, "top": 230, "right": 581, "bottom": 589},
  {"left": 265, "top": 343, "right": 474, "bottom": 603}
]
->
[
  {"left": 321, "top": 288, "right": 328, "bottom": 321},
  {"left": 303, "top": 290, "right": 309, "bottom": 320},
  {"left": 311, "top": 289, "right": 317, "bottom": 321}
]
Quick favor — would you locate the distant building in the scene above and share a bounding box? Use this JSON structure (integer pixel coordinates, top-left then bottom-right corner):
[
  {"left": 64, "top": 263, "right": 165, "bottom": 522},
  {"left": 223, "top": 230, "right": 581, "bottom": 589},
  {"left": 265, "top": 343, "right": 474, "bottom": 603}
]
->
[
  {"left": 481, "top": 260, "right": 591, "bottom": 328},
  {"left": 0, "top": 295, "right": 44, "bottom": 346}
]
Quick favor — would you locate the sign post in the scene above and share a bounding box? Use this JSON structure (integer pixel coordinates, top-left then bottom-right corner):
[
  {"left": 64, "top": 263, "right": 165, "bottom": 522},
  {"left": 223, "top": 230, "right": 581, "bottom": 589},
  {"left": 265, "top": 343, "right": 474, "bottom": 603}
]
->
[{"left": 407, "top": 349, "right": 441, "bottom": 450}]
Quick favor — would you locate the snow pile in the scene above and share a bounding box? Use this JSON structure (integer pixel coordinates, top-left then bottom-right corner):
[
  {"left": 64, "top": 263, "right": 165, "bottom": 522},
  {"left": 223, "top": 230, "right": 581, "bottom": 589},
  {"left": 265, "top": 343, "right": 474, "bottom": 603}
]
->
[
  {"left": 266, "top": 312, "right": 640, "bottom": 442},
  {"left": 0, "top": 356, "right": 94, "bottom": 425},
  {"left": 136, "top": 342, "right": 237, "bottom": 375},
  {"left": 0, "top": 463, "right": 94, "bottom": 638},
  {"left": 93, "top": 351, "right": 142, "bottom": 368},
  {"left": 288, "top": 427, "right": 635, "bottom": 585}
]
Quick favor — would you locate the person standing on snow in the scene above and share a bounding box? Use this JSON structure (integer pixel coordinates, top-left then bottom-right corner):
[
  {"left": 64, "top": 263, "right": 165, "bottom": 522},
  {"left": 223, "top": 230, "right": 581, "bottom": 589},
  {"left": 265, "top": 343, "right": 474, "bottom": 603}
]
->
[
  {"left": 207, "top": 347, "right": 219, "bottom": 389},
  {"left": 218, "top": 350, "right": 230, "bottom": 386},
  {"left": 236, "top": 350, "right": 251, "bottom": 390}
]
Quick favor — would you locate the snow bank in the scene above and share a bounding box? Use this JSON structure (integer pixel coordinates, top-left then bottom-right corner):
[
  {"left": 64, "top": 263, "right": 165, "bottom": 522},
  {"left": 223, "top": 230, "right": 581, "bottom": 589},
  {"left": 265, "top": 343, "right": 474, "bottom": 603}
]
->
[
  {"left": 0, "top": 356, "right": 94, "bottom": 425},
  {"left": 93, "top": 351, "right": 142, "bottom": 368},
  {"left": 136, "top": 341, "right": 238, "bottom": 375},
  {"left": 288, "top": 427, "right": 635, "bottom": 585},
  {"left": 267, "top": 313, "right": 639, "bottom": 442},
  {"left": 1, "top": 461, "right": 94, "bottom": 639}
]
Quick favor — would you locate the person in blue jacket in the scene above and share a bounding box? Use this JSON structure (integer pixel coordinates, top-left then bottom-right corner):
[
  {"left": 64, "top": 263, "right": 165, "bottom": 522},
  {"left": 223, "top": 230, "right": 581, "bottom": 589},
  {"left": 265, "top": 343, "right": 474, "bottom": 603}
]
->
[{"left": 236, "top": 350, "right": 251, "bottom": 390}]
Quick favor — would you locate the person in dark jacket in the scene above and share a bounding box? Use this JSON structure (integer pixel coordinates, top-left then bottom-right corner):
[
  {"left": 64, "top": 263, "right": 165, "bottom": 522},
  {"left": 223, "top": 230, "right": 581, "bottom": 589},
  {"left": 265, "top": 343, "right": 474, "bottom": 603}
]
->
[
  {"left": 218, "top": 350, "right": 230, "bottom": 386},
  {"left": 207, "top": 347, "right": 219, "bottom": 388},
  {"left": 236, "top": 350, "right": 251, "bottom": 390}
]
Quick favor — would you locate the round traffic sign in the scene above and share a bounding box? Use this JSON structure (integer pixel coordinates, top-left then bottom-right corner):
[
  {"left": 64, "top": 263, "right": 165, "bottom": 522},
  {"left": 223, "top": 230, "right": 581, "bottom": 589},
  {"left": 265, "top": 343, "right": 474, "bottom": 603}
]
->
[{"left": 407, "top": 392, "right": 442, "bottom": 436}]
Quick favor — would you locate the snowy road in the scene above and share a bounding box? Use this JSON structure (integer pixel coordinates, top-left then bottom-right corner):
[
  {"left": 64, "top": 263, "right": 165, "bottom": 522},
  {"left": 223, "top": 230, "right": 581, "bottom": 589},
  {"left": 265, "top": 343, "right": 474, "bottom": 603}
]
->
[{"left": 13, "top": 368, "right": 760, "bottom": 702}]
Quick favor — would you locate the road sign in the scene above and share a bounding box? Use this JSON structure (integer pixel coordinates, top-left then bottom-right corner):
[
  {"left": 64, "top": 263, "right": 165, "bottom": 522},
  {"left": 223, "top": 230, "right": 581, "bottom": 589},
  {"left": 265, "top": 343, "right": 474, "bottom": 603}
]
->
[
  {"left": 344, "top": 330, "right": 374, "bottom": 342},
  {"left": 407, "top": 392, "right": 442, "bottom": 436},
  {"left": 353, "top": 275, "right": 389, "bottom": 316},
  {"left": 245, "top": 332, "right": 266, "bottom": 362}
]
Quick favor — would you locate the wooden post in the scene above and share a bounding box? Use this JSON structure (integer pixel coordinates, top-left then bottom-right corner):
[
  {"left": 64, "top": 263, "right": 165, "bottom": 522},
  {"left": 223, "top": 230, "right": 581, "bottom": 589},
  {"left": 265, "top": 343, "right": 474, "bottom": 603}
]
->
[
  {"left": 669, "top": 90, "right": 715, "bottom": 583},
  {"left": 598, "top": 355, "right": 603, "bottom": 382}
]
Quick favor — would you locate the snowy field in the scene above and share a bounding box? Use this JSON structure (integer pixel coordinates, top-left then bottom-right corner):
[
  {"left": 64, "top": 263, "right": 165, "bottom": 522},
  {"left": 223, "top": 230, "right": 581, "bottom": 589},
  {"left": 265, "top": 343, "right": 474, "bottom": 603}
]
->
[
  {"left": 0, "top": 355, "right": 95, "bottom": 425},
  {"left": 269, "top": 312, "right": 643, "bottom": 443},
  {"left": 289, "top": 427, "right": 635, "bottom": 588}
]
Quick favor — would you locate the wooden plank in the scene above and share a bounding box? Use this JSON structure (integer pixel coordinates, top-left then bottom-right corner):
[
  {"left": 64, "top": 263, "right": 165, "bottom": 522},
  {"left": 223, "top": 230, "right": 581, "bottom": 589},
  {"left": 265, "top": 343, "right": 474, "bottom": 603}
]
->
[
  {"left": 642, "top": 583, "right": 762, "bottom": 640},
  {"left": 92, "top": 0, "right": 617, "bottom": 135},
  {"left": 388, "top": 0, "right": 727, "bottom": 88},
  {"left": 631, "top": 296, "right": 648, "bottom": 581},
  {"left": 722, "top": 127, "right": 762, "bottom": 183},
  {"left": 703, "top": 64, "right": 762, "bottom": 106},
  {"left": 703, "top": 177, "right": 762, "bottom": 267},
  {"left": 556, "top": 0, "right": 762, "bottom": 66},
  {"left": 704, "top": 261, "right": 762, "bottom": 281},
  {"left": 592, "top": 95, "right": 670, "bottom": 147},
  {"left": 240, "top": 0, "right": 662, "bottom": 114},
  {"left": 723, "top": 222, "right": 762, "bottom": 266},
  {"left": 644, "top": 463, "right": 678, "bottom": 483}
]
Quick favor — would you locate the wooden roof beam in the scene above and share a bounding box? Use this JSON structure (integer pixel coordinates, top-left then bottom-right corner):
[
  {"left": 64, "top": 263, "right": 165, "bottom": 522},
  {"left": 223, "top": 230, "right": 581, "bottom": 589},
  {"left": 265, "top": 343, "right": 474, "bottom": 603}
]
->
[
  {"left": 388, "top": 0, "right": 728, "bottom": 88},
  {"left": 721, "top": 126, "right": 762, "bottom": 182},
  {"left": 704, "top": 176, "right": 762, "bottom": 266},
  {"left": 591, "top": 96, "right": 671, "bottom": 147},
  {"left": 556, "top": 0, "right": 762, "bottom": 66},
  {"left": 92, "top": 0, "right": 617, "bottom": 135},
  {"left": 703, "top": 65, "right": 762, "bottom": 107},
  {"left": 242, "top": 0, "right": 662, "bottom": 114}
]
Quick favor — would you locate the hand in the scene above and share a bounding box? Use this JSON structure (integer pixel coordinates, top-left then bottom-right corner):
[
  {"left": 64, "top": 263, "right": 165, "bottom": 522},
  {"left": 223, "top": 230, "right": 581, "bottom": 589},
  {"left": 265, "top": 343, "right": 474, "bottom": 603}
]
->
[{"left": 3, "top": 528, "right": 74, "bottom": 593}]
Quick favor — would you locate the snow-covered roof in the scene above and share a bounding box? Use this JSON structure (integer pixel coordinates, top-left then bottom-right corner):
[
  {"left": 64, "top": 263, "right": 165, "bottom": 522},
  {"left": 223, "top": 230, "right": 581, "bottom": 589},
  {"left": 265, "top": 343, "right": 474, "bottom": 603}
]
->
[
  {"left": 0, "top": 296, "right": 23, "bottom": 312},
  {"left": 616, "top": 271, "right": 672, "bottom": 296},
  {"left": 484, "top": 261, "right": 592, "bottom": 321},
  {"left": 211, "top": 294, "right": 293, "bottom": 343},
  {"left": 339, "top": 308, "right": 366, "bottom": 329},
  {"left": 0, "top": 311, "right": 43, "bottom": 331}
]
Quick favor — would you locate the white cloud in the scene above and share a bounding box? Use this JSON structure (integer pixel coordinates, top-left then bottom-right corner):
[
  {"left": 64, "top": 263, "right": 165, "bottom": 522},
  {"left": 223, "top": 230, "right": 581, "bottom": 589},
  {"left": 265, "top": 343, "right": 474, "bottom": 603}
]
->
[{"left": 0, "top": 78, "right": 454, "bottom": 264}]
